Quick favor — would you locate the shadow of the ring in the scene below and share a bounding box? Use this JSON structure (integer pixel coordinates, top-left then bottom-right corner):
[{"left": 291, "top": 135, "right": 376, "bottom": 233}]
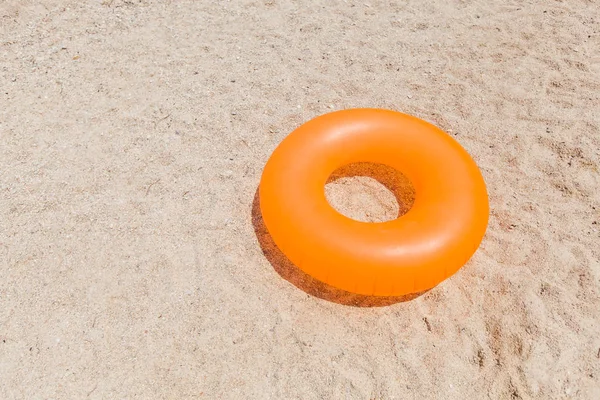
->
[{"left": 252, "top": 163, "right": 429, "bottom": 307}]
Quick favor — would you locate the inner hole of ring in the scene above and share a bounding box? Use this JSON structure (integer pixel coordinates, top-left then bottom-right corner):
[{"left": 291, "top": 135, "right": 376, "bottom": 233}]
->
[{"left": 324, "top": 162, "right": 416, "bottom": 223}]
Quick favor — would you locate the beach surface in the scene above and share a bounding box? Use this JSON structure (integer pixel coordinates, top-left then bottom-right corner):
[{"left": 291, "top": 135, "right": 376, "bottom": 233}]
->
[{"left": 1, "top": 0, "right": 599, "bottom": 398}]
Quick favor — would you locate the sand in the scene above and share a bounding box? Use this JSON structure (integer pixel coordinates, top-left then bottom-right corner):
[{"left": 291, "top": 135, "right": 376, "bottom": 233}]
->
[{"left": 1, "top": 0, "right": 599, "bottom": 398}]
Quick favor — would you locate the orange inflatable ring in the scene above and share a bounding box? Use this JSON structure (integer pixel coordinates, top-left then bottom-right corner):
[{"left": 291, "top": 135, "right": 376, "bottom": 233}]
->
[{"left": 259, "top": 109, "right": 489, "bottom": 297}]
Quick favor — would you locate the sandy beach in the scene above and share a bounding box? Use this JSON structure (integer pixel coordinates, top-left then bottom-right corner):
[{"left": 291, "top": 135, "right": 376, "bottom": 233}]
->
[{"left": 1, "top": 0, "right": 599, "bottom": 398}]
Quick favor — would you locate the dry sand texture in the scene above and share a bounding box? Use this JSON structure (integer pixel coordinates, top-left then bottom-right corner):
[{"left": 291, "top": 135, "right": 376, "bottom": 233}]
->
[{"left": 1, "top": 0, "right": 600, "bottom": 399}]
